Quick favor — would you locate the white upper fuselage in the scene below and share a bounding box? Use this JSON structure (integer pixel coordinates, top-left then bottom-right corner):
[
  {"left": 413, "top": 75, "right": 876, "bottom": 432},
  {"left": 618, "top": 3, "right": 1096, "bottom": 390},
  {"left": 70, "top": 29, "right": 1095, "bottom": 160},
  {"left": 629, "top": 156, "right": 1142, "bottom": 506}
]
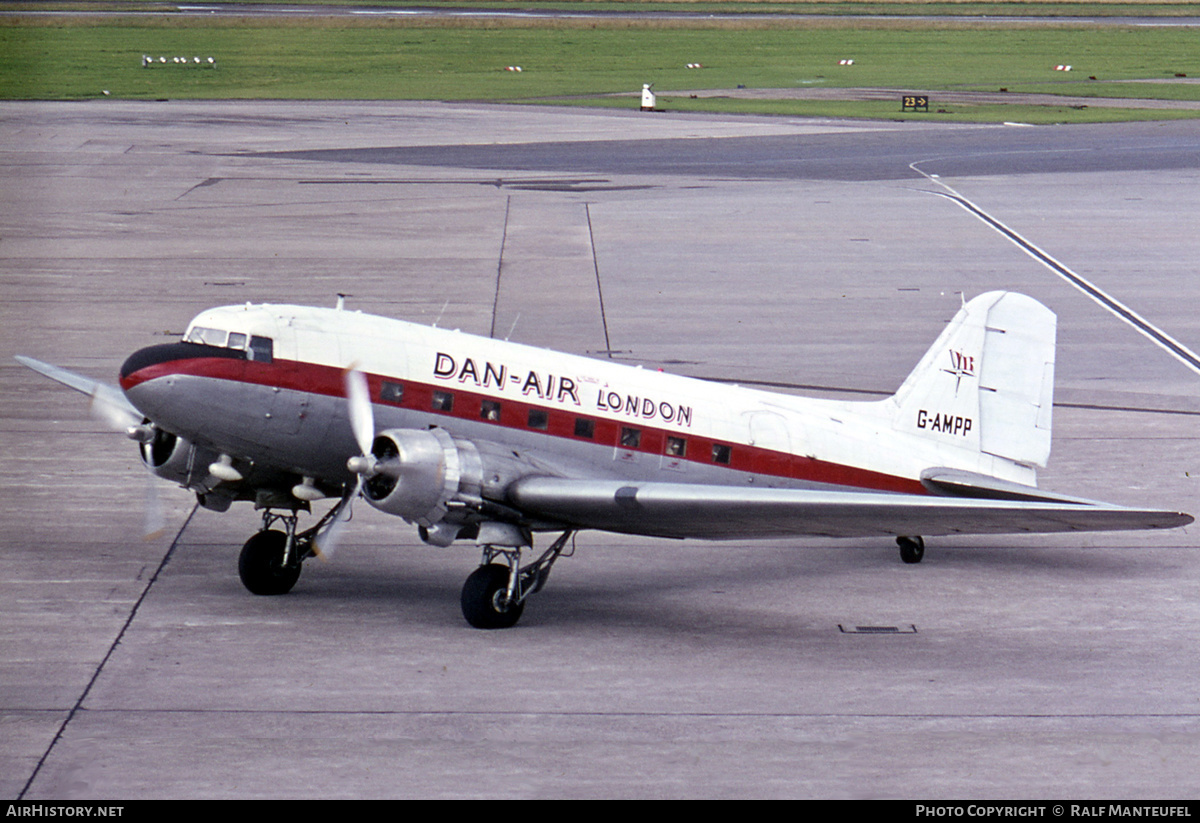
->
[{"left": 120, "top": 302, "right": 1036, "bottom": 501}]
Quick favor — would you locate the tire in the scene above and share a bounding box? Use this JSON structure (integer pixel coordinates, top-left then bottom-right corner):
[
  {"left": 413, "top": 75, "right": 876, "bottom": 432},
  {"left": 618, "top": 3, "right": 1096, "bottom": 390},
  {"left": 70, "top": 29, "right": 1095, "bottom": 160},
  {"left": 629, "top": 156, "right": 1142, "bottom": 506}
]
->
[
  {"left": 898, "top": 536, "right": 925, "bottom": 564},
  {"left": 238, "top": 530, "right": 302, "bottom": 595},
  {"left": 461, "top": 563, "right": 524, "bottom": 629}
]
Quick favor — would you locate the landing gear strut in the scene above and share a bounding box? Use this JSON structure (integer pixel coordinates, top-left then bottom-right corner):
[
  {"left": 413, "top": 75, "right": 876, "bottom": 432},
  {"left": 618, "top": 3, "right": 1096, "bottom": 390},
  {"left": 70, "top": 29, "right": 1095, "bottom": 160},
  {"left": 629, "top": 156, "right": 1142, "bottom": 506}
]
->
[
  {"left": 461, "top": 531, "right": 574, "bottom": 629},
  {"left": 237, "top": 494, "right": 351, "bottom": 595},
  {"left": 897, "top": 535, "right": 925, "bottom": 564}
]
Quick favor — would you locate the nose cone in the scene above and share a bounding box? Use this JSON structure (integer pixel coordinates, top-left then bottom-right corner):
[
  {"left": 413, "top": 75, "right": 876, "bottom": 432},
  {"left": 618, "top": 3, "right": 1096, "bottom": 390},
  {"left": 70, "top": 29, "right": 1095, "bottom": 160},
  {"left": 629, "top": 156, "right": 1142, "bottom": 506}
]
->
[
  {"left": 119, "top": 340, "right": 249, "bottom": 428},
  {"left": 119, "top": 343, "right": 192, "bottom": 420},
  {"left": 120, "top": 341, "right": 217, "bottom": 433},
  {"left": 120, "top": 342, "right": 193, "bottom": 391}
]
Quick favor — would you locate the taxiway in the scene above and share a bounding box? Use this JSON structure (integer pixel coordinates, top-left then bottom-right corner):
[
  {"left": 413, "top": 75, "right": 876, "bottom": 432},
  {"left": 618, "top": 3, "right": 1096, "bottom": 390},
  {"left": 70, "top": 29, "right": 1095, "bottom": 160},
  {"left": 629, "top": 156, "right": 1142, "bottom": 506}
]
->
[{"left": 1, "top": 100, "right": 1197, "bottom": 799}]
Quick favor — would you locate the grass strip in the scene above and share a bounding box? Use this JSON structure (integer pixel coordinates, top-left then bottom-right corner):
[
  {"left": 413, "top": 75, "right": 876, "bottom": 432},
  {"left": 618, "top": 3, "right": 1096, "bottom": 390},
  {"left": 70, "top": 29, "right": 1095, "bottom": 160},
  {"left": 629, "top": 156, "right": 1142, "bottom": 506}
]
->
[
  {"left": 6, "top": 1, "right": 1200, "bottom": 17},
  {"left": 2, "top": 18, "right": 1197, "bottom": 124}
]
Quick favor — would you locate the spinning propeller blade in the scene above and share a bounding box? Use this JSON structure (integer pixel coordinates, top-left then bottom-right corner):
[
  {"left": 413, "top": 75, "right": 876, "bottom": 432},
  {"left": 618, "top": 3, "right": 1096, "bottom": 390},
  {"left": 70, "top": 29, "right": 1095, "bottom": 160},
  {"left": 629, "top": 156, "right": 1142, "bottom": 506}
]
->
[
  {"left": 311, "top": 488, "right": 354, "bottom": 560},
  {"left": 345, "top": 366, "right": 374, "bottom": 458},
  {"left": 314, "top": 365, "right": 376, "bottom": 559},
  {"left": 14, "top": 357, "right": 166, "bottom": 539},
  {"left": 90, "top": 382, "right": 143, "bottom": 434},
  {"left": 142, "top": 471, "right": 167, "bottom": 541}
]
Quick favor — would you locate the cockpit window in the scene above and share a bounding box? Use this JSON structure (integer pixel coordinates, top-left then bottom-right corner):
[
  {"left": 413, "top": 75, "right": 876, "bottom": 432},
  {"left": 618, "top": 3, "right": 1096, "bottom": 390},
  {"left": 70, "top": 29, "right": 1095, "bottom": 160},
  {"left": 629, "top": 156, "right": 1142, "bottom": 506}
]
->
[
  {"left": 248, "top": 336, "right": 274, "bottom": 363},
  {"left": 185, "top": 327, "right": 252, "bottom": 355},
  {"left": 185, "top": 326, "right": 227, "bottom": 347}
]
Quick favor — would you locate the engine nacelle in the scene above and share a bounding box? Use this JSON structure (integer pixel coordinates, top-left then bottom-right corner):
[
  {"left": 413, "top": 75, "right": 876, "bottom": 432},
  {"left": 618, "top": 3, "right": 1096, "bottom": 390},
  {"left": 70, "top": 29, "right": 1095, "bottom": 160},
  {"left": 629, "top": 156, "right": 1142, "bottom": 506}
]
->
[
  {"left": 138, "top": 427, "right": 220, "bottom": 493},
  {"left": 362, "top": 428, "right": 482, "bottom": 527},
  {"left": 363, "top": 428, "right": 539, "bottom": 531}
]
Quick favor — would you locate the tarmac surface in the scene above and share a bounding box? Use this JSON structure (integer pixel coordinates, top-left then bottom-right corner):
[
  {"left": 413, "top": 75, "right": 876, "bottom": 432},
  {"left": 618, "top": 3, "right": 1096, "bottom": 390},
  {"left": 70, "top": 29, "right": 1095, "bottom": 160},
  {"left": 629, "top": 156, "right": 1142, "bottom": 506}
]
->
[
  {"left": 1, "top": 100, "right": 1198, "bottom": 799},
  {"left": 669, "top": 84, "right": 1200, "bottom": 112}
]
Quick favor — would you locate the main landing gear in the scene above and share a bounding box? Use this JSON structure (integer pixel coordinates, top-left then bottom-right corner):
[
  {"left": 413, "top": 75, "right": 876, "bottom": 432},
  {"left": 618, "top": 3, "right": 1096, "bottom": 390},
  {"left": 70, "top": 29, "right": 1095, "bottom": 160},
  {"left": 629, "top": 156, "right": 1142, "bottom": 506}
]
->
[
  {"left": 461, "top": 531, "right": 575, "bottom": 629},
  {"left": 237, "top": 496, "right": 350, "bottom": 596},
  {"left": 238, "top": 511, "right": 311, "bottom": 595},
  {"left": 237, "top": 501, "right": 573, "bottom": 631},
  {"left": 897, "top": 535, "right": 925, "bottom": 564}
]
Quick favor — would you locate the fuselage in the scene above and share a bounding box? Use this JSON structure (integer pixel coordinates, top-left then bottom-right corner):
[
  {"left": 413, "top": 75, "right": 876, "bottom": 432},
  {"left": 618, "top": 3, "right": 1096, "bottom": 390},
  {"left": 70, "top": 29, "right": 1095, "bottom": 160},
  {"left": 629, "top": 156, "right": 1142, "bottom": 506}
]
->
[
  {"left": 118, "top": 303, "right": 999, "bottom": 503},
  {"left": 55, "top": 295, "right": 1183, "bottom": 627}
]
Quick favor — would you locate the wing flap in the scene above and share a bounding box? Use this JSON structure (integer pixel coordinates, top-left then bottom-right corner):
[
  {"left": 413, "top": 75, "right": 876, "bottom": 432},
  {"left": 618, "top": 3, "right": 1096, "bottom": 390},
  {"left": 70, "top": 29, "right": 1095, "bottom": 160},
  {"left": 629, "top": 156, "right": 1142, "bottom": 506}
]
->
[{"left": 509, "top": 478, "right": 1192, "bottom": 540}]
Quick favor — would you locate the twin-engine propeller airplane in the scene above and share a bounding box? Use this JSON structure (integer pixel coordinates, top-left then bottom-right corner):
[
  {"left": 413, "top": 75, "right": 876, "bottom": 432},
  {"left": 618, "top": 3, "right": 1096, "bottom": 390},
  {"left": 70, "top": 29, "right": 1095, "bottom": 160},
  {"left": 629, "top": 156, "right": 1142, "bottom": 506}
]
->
[{"left": 17, "top": 291, "right": 1192, "bottom": 628}]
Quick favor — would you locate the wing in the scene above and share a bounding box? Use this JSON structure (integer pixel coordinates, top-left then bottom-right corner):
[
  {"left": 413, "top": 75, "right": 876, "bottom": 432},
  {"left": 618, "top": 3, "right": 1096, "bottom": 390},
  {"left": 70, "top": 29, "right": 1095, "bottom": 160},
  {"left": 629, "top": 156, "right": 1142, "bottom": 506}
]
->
[{"left": 508, "top": 478, "right": 1192, "bottom": 540}]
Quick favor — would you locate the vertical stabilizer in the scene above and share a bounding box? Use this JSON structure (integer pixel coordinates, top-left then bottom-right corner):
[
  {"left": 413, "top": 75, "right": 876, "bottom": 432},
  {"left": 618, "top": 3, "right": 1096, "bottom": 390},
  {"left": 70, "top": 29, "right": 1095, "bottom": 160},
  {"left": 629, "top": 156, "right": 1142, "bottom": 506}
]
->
[{"left": 891, "top": 292, "right": 1056, "bottom": 470}]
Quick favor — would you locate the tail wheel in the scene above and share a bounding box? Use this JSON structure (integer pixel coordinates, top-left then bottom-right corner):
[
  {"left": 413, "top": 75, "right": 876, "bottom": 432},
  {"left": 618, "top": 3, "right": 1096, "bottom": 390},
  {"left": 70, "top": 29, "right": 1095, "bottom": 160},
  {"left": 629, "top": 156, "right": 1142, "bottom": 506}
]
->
[
  {"left": 461, "top": 563, "right": 524, "bottom": 629},
  {"left": 898, "top": 535, "right": 925, "bottom": 564},
  {"left": 239, "top": 530, "right": 302, "bottom": 595}
]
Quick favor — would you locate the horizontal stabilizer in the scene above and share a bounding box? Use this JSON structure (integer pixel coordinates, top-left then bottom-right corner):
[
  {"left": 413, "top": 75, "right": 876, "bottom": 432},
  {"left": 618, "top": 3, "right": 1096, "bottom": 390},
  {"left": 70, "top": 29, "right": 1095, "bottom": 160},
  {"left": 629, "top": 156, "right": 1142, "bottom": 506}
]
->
[
  {"left": 510, "top": 477, "right": 1192, "bottom": 541},
  {"left": 919, "top": 467, "right": 1096, "bottom": 504}
]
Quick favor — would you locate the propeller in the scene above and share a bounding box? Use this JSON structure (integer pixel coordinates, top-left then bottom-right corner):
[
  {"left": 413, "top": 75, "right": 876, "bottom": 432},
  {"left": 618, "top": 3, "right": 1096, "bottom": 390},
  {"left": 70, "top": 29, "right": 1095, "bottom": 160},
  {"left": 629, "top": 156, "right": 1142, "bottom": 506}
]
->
[
  {"left": 90, "top": 381, "right": 143, "bottom": 434},
  {"left": 15, "top": 357, "right": 166, "bottom": 539},
  {"left": 313, "top": 366, "right": 375, "bottom": 559},
  {"left": 90, "top": 382, "right": 167, "bottom": 539},
  {"left": 345, "top": 365, "right": 376, "bottom": 476},
  {"left": 140, "top": 466, "right": 167, "bottom": 541},
  {"left": 15, "top": 356, "right": 150, "bottom": 438}
]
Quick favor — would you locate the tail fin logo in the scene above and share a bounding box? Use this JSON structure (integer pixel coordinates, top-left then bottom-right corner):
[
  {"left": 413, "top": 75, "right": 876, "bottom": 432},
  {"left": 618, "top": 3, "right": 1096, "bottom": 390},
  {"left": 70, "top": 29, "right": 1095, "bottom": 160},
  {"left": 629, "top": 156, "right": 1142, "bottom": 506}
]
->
[{"left": 942, "top": 348, "right": 976, "bottom": 395}]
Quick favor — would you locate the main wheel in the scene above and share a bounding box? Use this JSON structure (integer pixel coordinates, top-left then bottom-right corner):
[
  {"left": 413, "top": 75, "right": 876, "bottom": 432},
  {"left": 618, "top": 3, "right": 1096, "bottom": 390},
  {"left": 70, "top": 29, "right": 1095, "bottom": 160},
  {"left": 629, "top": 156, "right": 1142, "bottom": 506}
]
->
[
  {"left": 898, "top": 535, "right": 925, "bottom": 564},
  {"left": 461, "top": 563, "right": 524, "bottom": 629},
  {"left": 238, "top": 530, "right": 302, "bottom": 595}
]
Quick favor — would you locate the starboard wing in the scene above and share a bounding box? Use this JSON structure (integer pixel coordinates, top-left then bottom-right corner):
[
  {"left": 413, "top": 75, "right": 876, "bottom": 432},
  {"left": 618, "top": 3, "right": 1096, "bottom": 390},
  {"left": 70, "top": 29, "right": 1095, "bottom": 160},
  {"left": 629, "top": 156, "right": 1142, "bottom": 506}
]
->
[{"left": 508, "top": 478, "right": 1192, "bottom": 540}]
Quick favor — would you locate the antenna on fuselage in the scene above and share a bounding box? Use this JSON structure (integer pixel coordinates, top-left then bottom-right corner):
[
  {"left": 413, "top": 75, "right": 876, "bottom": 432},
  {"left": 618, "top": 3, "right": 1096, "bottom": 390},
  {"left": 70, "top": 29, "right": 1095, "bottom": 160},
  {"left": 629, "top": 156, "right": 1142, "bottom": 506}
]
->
[
  {"left": 336, "top": 293, "right": 347, "bottom": 311},
  {"left": 505, "top": 313, "right": 521, "bottom": 342},
  {"left": 432, "top": 299, "right": 449, "bottom": 328}
]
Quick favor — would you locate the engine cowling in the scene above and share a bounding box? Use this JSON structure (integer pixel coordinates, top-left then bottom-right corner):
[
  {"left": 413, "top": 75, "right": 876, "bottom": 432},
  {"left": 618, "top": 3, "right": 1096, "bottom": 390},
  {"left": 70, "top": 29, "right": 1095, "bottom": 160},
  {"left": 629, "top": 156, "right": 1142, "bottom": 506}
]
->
[
  {"left": 138, "top": 427, "right": 245, "bottom": 510},
  {"left": 362, "top": 428, "right": 538, "bottom": 531},
  {"left": 362, "top": 428, "right": 481, "bottom": 527},
  {"left": 139, "top": 427, "right": 219, "bottom": 491}
]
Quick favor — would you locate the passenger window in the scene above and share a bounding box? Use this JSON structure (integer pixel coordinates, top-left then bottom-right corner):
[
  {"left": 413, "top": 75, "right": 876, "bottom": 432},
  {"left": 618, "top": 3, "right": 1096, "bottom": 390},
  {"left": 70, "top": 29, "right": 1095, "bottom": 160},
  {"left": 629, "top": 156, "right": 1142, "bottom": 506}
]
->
[
  {"left": 432, "top": 391, "right": 454, "bottom": 412},
  {"left": 381, "top": 381, "right": 405, "bottom": 405},
  {"left": 528, "top": 408, "right": 549, "bottom": 430},
  {"left": 248, "top": 336, "right": 273, "bottom": 363},
  {"left": 574, "top": 418, "right": 595, "bottom": 439},
  {"left": 620, "top": 427, "right": 641, "bottom": 449},
  {"left": 712, "top": 444, "right": 732, "bottom": 465},
  {"left": 666, "top": 437, "right": 687, "bottom": 457},
  {"left": 481, "top": 400, "right": 501, "bottom": 421}
]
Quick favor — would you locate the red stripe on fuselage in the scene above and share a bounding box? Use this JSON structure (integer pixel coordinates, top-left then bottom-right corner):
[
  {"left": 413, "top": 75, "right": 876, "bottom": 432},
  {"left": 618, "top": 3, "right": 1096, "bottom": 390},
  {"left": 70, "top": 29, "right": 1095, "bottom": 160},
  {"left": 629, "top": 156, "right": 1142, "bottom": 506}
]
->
[{"left": 122, "top": 353, "right": 927, "bottom": 496}]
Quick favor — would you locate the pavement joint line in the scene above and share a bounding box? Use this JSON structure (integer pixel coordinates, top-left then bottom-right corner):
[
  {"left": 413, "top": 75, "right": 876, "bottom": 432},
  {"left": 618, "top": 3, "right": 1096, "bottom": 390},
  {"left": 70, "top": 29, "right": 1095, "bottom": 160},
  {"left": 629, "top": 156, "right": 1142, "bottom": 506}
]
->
[
  {"left": 585, "top": 202, "right": 614, "bottom": 359},
  {"left": 488, "top": 195, "right": 512, "bottom": 340},
  {"left": 51, "top": 709, "right": 1200, "bottom": 719},
  {"left": 17, "top": 502, "right": 200, "bottom": 800}
]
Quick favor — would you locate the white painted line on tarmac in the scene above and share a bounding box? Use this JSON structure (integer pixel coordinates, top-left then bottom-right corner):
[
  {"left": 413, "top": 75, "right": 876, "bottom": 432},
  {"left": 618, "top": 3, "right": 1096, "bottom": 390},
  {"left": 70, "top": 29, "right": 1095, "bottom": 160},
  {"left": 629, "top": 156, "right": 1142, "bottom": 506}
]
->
[{"left": 910, "top": 161, "right": 1200, "bottom": 377}]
